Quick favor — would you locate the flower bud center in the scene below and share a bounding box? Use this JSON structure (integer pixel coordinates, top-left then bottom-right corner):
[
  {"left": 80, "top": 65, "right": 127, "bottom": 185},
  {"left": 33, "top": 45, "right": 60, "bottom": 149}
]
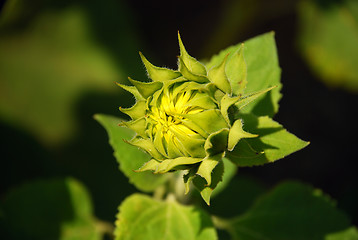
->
[{"left": 149, "top": 90, "right": 202, "bottom": 136}]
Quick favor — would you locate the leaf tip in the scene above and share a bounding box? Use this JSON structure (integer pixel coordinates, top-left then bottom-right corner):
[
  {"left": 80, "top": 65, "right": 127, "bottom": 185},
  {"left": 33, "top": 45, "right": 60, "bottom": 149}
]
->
[{"left": 93, "top": 114, "right": 100, "bottom": 121}]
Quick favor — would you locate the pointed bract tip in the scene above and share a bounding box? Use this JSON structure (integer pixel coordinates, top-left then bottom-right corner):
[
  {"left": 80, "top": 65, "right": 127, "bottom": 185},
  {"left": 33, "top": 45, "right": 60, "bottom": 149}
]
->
[{"left": 138, "top": 51, "right": 146, "bottom": 60}]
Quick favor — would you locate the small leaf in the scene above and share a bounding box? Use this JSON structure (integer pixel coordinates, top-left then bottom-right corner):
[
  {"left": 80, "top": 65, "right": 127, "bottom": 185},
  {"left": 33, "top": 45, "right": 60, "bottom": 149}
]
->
[
  {"left": 136, "top": 159, "right": 161, "bottom": 172},
  {"left": 178, "top": 32, "right": 207, "bottom": 76},
  {"left": 228, "top": 119, "right": 257, "bottom": 151},
  {"left": 204, "top": 129, "right": 229, "bottom": 156},
  {"left": 139, "top": 52, "right": 181, "bottom": 81},
  {"left": 153, "top": 125, "right": 170, "bottom": 157},
  {"left": 95, "top": 114, "right": 168, "bottom": 192},
  {"left": 193, "top": 159, "right": 224, "bottom": 205},
  {"left": 115, "top": 194, "right": 218, "bottom": 240},
  {"left": 127, "top": 136, "right": 164, "bottom": 160},
  {"left": 207, "top": 54, "right": 231, "bottom": 93},
  {"left": 169, "top": 127, "right": 206, "bottom": 158},
  {"left": 220, "top": 94, "right": 241, "bottom": 125},
  {"left": 210, "top": 158, "right": 237, "bottom": 198},
  {"left": 120, "top": 117, "right": 146, "bottom": 138},
  {"left": 138, "top": 157, "right": 203, "bottom": 174},
  {"left": 197, "top": 154, "right": 223, "bottom": 186},
  {"left": 178, "top": 58, "right": 209, "bottom": 83},
  {"left": 225, "top": 181, "right": 353, "bottom": 240},
  {"left": 185, "top": 92, "right": 218, "bottom": 110},
  {"left": 119, "top": 100, "right": 146, "bottom": 121},
  {"left": 182, "top": 109, "right": 228, "bottom": 135},
  {"left": 184, "top": 167, "right": 198, "bottom": 195},
  {"left": 156, "top": 157, "right": 202, "bottom": 173},
  {"left": 206, "top": 32, "right": 282, "bottom": 117},
  {"left": 127, "top": 77, "right": 163, "bottom": 98},
  {"left": 235, "top": 85, "right": 277, "bottom": 110},
  {"left": 226, "top": 114, "right": 309, "bottom": 167},
  {"left": 227, "top": 139, "right": 264, "bottom": 163},
  {"left": 228, "top": 43, "right": 247, "bottom": 95},
  {"left": 116, "top": 82, "right": 144, "bottom": 101}
]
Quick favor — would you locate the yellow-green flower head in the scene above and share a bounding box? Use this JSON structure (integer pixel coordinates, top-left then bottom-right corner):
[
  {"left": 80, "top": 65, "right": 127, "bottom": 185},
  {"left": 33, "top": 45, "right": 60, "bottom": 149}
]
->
[{"left": 117, "top": 33, "right": 274, "bottom": 203}]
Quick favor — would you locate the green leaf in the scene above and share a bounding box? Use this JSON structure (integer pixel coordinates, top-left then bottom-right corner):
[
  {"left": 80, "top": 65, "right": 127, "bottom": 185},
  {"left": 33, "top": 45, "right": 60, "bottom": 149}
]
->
[
  {"left": 2, "top": 178, "right": 101, "bottom": 240},
  {"left": 197, "top": 154, "right": 223, "bottom": 186},
  {"left": 127, "top": 77, "right": 163, "bottom": 98},
  {"left": 210, "top": 158, "right": 237, "bottom": 198},
  {"left": 95, "top": 114, "right": 168, "bottom": 192},
  {"left": 120, "top": 117, "right": 146, "bottom": 138},
  {"left": 138, "top": 157, "right": 203, "bottom": 174},
  {"left": 235, "top": 86, "right": 277, "bottom": 110},
  {"left": 0, "top": 7, "right": 123, "bottom": 145},
  {"left": 209, "top": 176, "right": 266, "bottom": 218},
  {"left": 220, "top": 94, "right": 241, "bottom": 125},
  {"left": 116, "top": 83, "right": 144, "bottom": 101},
  {"left": 206, "top": 32, "right": 282, "bottom": 117},
  {"left": 182, "top": 109, "right": 228, "bottom": 135},
  {"left": 178, "top": 32, "right": 207, "bottom": 76},
  {"left": 207, "top": 54, "right": 231, "bottom": 93},
  {"left": 204, "top": 129, "right": 229, "bottom": 156},
  {"left": 119, "top": 100, "right": 146, "bottom": 121},
  {"left": 178, "top": 58, "right": 209, "bottom": 83},
  {"left": 193, "top": 159, "right": 224, "bottom": 205},
  {"left": 115, "top": 194, "right": 217, "bottom": 240},
  {"left": 228, "top": 119, "right": 257, "bottom": 151},
  {"left": 228, "top": 44, "right": 247, "bottom": 95},
  {"left": 325, "top": 227, "right": 358, "bottom": 240},
  {"left": 127, "top": 136, "right": 164, "bottom": 160},
  {"left": 226, "top": 114, "right": 309, "bottom": 167},
  {"left": 225, "top": 181, "right": 352, "bottom": 240},
  {"left": 139, "top": 52, "right": 181, "bottom": 81},
  {"left": 298, "top": 0, "right": 358, "bottom": 92}
]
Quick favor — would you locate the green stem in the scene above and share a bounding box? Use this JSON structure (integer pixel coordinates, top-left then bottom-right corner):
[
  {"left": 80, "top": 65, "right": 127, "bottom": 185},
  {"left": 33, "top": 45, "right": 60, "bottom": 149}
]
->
[
  {"left": 211, "top": 215, "right": 232, "bottom": 231},
  {"left": 153, "top": 184, "right": 166, "bottom": 201},
  {"left": 95, "top": 219, "right": 115, "bottom": 239}
]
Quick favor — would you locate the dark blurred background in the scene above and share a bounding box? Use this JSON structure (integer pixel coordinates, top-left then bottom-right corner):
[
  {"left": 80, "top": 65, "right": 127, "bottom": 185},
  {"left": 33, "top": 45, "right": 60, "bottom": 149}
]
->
[{"left": 1, "top": 0, "right": 357, "bottom": 238}]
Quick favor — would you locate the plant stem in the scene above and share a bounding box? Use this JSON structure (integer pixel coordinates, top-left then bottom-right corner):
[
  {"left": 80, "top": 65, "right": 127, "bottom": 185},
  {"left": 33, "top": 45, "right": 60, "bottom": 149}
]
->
[
  {"left": 211, "top": 215, "right": 232, "bottom": 231},
  {"left": 95, "top": 219, "right": 115, "bottom": 239},
  {"left": 153, "top": 184, "right": 166, "bottom": 200}
]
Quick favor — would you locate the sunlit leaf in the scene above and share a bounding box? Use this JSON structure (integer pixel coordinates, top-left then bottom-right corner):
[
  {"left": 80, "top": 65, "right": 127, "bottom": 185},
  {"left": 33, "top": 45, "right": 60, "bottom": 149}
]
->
[
  {"left": 95, "top": 114, "right": 168, "bottom": 192},
  {"left": 226, "top": 114, "right": 309, "bottom": 166},
  {"left": 206, "top": 32, "right": 282, "bottom": 117},
  {"left": 115, "top": 194, "right": 217, "bottom": 240}
]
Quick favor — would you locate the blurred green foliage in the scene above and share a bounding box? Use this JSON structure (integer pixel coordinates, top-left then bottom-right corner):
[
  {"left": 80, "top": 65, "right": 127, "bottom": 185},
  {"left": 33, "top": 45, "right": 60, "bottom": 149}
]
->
[
  {"left": 1, "top": 178, "right": 102, "bottom": 239},
  {"left": 222, "top": 181, "right": 354, "bottom": 240},
  {"left": 298, "top": 0, "right": 358, "bottom": 92},
  {"left": 0, "top": 5, "right": 121, "bottom": 145}
]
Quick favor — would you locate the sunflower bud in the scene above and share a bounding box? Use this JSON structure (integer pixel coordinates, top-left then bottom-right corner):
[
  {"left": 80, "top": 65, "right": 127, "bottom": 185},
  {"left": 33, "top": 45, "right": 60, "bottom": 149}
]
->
[{"left": 117, "top": 33, "right": 274, "bottom": 204}]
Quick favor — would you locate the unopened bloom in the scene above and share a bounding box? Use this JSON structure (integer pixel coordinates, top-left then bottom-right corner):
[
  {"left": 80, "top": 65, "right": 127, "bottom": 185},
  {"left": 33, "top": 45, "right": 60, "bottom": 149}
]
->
[{"left": 118, "top": 33, "right": 274, "bottom": 203}]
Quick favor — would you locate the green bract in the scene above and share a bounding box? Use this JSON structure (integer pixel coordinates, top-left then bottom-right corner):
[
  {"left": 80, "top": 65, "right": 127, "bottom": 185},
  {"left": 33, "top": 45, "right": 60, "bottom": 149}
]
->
[{"left": 117, "top": 33, "right": 275, "bottom": 204}]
